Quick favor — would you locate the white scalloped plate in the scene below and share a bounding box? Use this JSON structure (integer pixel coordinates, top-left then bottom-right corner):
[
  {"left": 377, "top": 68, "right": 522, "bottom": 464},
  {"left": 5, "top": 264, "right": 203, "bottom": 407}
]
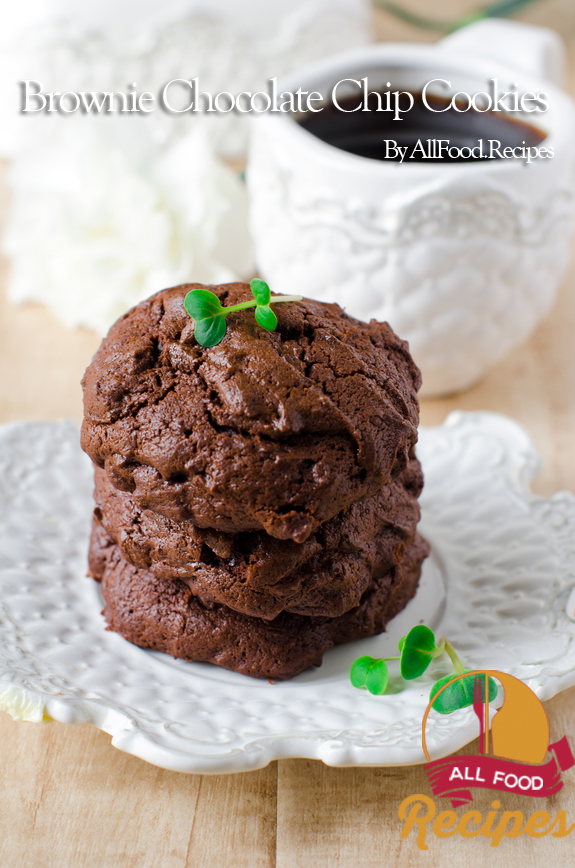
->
[{"left": 1, "top": 411, "right": 575, "bottom": 773}]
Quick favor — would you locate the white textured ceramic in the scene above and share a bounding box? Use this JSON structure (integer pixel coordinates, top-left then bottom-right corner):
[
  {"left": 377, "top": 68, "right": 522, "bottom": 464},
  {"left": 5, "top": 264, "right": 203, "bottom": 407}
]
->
[
  {"left": 1, "top": 412, "right": 575, "bottom": 772},
  {"left": 247, "top": 20, "right": 575, "bottom": 397}
]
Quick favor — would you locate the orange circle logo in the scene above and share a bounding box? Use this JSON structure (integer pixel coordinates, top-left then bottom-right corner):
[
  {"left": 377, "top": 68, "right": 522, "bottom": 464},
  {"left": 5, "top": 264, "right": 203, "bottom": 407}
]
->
[{"left": 421, "top": 670, "right": 549, "bottom": 762}]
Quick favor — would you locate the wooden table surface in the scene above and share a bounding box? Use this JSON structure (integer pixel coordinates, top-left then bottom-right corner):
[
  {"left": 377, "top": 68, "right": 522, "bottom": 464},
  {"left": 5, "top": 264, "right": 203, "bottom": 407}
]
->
[{"left": 2, "top": 2, "right": 575, "bottom": 865}]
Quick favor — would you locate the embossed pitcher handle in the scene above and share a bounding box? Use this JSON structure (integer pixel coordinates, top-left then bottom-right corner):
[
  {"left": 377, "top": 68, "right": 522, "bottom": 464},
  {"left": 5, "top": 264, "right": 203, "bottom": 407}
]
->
[{"left": 438, "top": 19, "right": 565, "bottom": 86}]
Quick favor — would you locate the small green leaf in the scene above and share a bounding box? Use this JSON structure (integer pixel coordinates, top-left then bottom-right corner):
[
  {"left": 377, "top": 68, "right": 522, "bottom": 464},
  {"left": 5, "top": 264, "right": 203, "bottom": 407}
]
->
[
  {"left": 350, "top": 656, "right": 389, "bottom": 695},
  {"left": 184, "top": 288, "right": 224, "bottom": 320},
  {"left": 250, "top": 278, "right": 271, "bottom": 306},
  {"left": 398, "top": 636, "right": 406, "bottom": 653},
  {"left": 400, "top": 625, "right": 438, "bottom": 680},
  {"left": 430, "top": 671, "right": 498, "bottom": 714},
  {"left": 194, "top": 316, "right": 227, "bottom": 348},
  {"left": 255, "top": 305, "right": 278, "bottom": 330}
]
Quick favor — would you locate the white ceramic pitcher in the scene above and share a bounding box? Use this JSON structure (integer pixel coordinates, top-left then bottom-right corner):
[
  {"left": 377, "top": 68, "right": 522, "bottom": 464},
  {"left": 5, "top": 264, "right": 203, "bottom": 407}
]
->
[{"left": 247, "top": 20, "right": 575, "bottom": 396}]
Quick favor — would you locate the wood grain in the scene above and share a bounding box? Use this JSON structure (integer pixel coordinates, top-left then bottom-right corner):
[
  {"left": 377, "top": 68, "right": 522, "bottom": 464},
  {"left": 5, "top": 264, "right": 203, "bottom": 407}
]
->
[
  {"left": 276, "top": 687, "right": 575, "bottom": 866},
  {"left": 1, "top": 3, "right": 575, "bottom": 865}
]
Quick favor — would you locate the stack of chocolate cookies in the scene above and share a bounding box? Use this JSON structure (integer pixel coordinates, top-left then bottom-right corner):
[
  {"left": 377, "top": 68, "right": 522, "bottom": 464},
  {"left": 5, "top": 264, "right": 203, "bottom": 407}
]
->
[{"left": 82, "top": 284, "right": 429, "bottom": 680}]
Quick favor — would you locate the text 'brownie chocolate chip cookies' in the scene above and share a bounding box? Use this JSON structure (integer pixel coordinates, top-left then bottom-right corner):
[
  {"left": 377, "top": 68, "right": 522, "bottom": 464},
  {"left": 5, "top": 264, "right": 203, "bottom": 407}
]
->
[{"left": 81, "top": 282, "right": 429, "bottom": 680}]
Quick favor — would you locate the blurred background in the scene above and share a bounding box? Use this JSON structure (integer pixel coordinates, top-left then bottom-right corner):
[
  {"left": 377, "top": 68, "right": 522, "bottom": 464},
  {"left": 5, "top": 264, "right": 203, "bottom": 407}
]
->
[{"left": 0, "top": 0, "right": 574, "bottom": 495}]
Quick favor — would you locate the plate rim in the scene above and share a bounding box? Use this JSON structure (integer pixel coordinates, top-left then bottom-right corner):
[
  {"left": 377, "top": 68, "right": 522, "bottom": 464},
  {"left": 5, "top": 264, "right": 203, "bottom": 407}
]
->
[{"left": 1, "top": 411, "right": 574, "bottom": 773}]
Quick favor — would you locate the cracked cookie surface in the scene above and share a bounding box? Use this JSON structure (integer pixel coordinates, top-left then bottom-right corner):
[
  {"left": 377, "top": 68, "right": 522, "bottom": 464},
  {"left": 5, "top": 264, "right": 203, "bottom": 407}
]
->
[
  {"left": 92, "top": 527, "right": 429, "bottom": 680},
  {"left": 91, "top": 452, "right": 423, "bottom": 619},
  {"left": 81, "top": 283, "right": 421, "bottom": 542}
]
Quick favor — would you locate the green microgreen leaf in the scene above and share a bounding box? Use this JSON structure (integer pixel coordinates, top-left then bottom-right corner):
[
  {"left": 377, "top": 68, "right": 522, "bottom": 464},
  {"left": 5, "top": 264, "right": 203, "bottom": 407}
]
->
[
  {"left": 399, "top": 625, "right": 441, "bottom": 680},
  {"left": 398, "top": 636, "right": 406, "bottom": 653},
  {"left": 255, "top": 305, "right": 278, "bottom": 330},
  {"left": 184, "top": 289, "right": 228, "bottom": 347},
  {"left": 250, "top": 278, "right": 271, "bottom": 306},
  {"left": 193, "top": 316, "right": 227, "bottom": 348},
  {"left": 430, "top": 670, "right": 498, "bottom": 714},
  {"left": 350, "top": 656, "right": 389, "bottom": 695},
  {"left": 184, "top": 288, "right": 225, "bottom": 320},
  {"left": 184, "top": 284, "right": 302, "bottom": 347}
]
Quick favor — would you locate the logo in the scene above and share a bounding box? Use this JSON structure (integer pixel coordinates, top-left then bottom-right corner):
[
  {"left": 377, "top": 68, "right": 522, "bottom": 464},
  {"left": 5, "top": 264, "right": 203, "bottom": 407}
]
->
[
  {"left": 399, "top": 671, "right": 575, "bottom": 849},
  {"left": 424, "top": 670, "right": 574, "bottom": 804}
]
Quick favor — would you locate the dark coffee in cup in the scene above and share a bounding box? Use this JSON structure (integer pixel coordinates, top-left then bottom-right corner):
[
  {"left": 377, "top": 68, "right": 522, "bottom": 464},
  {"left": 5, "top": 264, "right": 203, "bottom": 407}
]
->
[{"left": 299, "top": 91, "right": 546, "bottom": 161}]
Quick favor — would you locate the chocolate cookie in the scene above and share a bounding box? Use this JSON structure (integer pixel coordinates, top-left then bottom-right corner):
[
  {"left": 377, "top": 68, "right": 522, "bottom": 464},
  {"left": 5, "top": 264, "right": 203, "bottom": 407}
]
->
[
  {"left": 92, "top": 453, "right": 423, "bottom": 619},
  {"left": 81, "top": 284, "right": 420, "bottom": 543},
  {"left": 93, "top": 529, "right": 430, "bottom": 680}
]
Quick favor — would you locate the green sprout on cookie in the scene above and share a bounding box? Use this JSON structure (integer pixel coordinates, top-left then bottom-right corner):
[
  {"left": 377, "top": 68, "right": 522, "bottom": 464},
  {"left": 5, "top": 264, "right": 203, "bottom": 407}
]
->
[
  {"left": 350, "top": 626, "right": 497, "bottom": 713},
  {"left": 184, "top": 279, "right": 302, "bottom": 347}
]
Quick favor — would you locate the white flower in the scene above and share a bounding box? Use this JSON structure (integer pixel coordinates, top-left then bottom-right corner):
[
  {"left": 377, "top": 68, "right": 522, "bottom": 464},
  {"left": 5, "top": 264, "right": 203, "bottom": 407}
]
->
[
  {"left": 3, "top": 122, "right": 254, "bottom": 334},
  {"left": 0, "top": 0, "right": 371, "bottom": 159},
  {"left": 0, "top": 685, "right": 50, "bottom": 723},
  {"left": 0, "top": 0, "right": 371, "bottom": 333}
]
